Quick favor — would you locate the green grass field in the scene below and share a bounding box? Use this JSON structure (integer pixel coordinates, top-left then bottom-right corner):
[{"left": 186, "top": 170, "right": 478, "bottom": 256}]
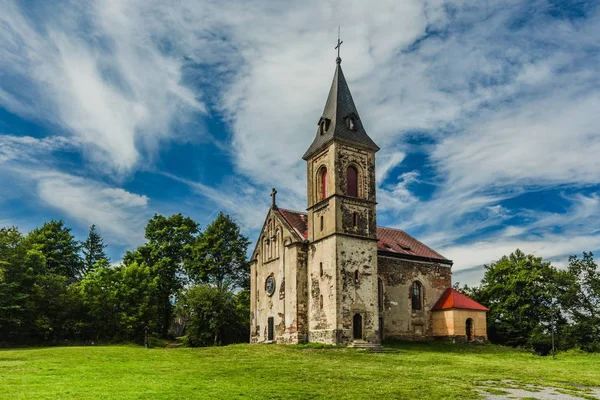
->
[{"left": 1, "top": 342, "right": 599, "bottom": 399}]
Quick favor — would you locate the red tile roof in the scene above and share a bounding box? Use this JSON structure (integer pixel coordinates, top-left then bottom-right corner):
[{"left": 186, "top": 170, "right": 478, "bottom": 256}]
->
[
  {"left": 431, "top": 288, "right": 488, "bottom": 311},
  {"left": 376, "top": 226, "right": 449, "bottom": 263},
  {"left": 277, "top": 208, "right": 309, "bottom": 239},
  {"left": 276, "top": 209, "right": 450, "bottom": 264}
]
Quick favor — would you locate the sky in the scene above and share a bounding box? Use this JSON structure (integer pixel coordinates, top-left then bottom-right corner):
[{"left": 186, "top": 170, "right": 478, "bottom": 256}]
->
[{"left": 1, "top": 0, "right": 599, "bottom": 285}]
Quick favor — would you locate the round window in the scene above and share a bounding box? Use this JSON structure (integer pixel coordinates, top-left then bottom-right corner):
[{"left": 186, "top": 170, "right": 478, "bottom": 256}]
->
[{"left": 265, "top": 275, "right": 276, "bottom": 296}]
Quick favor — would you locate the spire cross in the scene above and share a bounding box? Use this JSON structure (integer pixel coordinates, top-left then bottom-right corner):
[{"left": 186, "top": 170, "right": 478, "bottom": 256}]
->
[
  {"left": 335, "top": 26, "right": 343, "bottom": 63},
  {"left": 270, "top": 188, "right": 278, "bottom": 209}
]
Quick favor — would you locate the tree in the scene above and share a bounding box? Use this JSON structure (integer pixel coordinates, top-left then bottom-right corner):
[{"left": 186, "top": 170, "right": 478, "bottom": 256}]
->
[
  {"left": 0, "top": 227, "right": 26, "bottom": 339},
  {"left": 80, "top": 261, "right": 159, "bottom": 342},
  {"left": 124, "top": 214, "right": 199, "bottom": 336},
  {"left": 471, "top": 249, "right": 567, "bottom": 350},
  {"left": 187, "top": 213, "right": 250, "bottom": 289},
  {"left": 81, "top": 225, "right": 109, "bottom": 274},
  {"left": 176, "top": 284, "right": 247, "bottom": 347},
  {"left": 560, "top": 252, "right": 600, "bottom": 351},
  {"left": 25, "top": 220, "right": 83, "bottom": 281}
]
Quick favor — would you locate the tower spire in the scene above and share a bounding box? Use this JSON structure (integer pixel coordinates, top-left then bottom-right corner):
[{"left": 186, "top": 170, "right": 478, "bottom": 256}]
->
[{"left": 302, "top": 43, "right": 379, "bottom": 160}]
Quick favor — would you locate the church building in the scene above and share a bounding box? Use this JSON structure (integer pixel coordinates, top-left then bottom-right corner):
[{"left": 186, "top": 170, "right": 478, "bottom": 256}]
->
[{"left": 249, "top": 54, "right": 488, "bottom": 346}]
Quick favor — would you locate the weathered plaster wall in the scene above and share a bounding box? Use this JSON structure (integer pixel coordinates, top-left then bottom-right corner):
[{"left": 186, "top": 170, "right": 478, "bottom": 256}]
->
[
  {"left": 338, "top": 236, "right": 379, "bottom": 344},
  {"left": 307, "top": 237, "right": 338, "bottom": 343},
  {"left": 378, "top": 255, "right": 451, "bottom": 340},
  {"left": 431, "top": 309, "right": 487, "bottom": 342},
  {"left": 250, "top": 211, "right": 307, "bottom": 344}
]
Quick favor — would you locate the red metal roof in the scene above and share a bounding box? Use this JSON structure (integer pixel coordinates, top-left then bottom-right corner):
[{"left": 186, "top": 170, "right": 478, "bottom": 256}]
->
[
  {"left": 276, "top": 209, "right": 450, "bottom": 263},
  {"left": 431, "top": 288, "right": 488, "bottom": 311}
]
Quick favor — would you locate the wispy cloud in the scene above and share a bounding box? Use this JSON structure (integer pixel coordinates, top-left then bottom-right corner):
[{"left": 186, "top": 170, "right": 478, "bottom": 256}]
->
[
  {"left": 1, "top": 0, "right": 205, "bottom": 176},
  {"left": 34, "top": 171, "right": 150, "bottom": 246},
  {"left": 1, "top": 0, "right": 599, "bottom": 273}
]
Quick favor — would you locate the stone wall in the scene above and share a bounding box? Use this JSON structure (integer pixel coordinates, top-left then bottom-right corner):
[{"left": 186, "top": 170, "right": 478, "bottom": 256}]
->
[
  {"left": 378, "top": 255, "right": 452, "bottom": 340},
  {"left": 306, "top": 237, "right": 338, "bottom": 343},
  {"left": 338, "top": 236, "right": 379, "bottom": 344}
]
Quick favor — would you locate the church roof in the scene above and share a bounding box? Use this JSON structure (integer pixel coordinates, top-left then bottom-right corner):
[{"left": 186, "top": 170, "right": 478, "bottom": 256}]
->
[
  {"left": 302, "top": 60, "right": 380, "bottom": 160},
  {"left": 431, "top": 288, "right": 489, "bottom": 311},
  {"left": 276, "top": 209, "right": 451, "bottom": 265},
  {"left": 278, "top": 208, "right": 309, "bottom": 239},
  {"left": 376, "top": 226, "right": 450, "bottom": 264}
]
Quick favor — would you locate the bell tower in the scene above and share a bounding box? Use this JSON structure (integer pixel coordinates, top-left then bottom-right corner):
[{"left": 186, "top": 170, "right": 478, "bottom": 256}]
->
[{"left": 303, "top": 54, "right": 380, "bottom": 344}]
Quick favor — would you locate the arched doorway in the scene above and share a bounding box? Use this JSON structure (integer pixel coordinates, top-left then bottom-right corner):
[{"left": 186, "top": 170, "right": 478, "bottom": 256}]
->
[
  {"left": 466, "top": 318, "right": 474, "bottom": 342},
  {"left": 353, "top": 313, "right": 363, "bottom": 340}
]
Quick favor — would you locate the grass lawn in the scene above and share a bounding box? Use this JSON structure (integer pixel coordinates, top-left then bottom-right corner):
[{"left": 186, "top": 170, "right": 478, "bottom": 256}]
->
[{"left": 1, "top": 341, "right": 599, "bottom": 399}]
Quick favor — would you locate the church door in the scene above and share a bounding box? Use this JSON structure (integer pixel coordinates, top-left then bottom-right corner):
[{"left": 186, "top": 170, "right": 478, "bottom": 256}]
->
[
  {"left": 466, "top": 318, "right": 473, "bottom": 342},
  {"left": 353, "top": 313, "right": 363, "bottom": 340}
]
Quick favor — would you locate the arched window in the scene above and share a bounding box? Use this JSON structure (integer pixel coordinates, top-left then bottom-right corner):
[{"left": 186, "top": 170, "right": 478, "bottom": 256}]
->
[
  {"left": 319, "top": 167, "right": 328, "bottom": 200},
  {"left": 274, "top": 228, "right": 280, "bottom": 258},
  {"left": 411, "top": 281, "right": 423, "bottom": 311},
  {"left": 354, "top": 269, "right": 359, "bottom": 284},
  {"left": 347, "top": 166, "right": 358, "bottom": 197}
]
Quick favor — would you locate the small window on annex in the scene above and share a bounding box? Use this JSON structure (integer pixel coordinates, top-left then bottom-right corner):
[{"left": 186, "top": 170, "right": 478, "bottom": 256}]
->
[
  {"left": 411, "top": 281, "right": 423, "bottom": 311},
  {"left": 346, "top": 166, "right": 358, "bottom": 197}
]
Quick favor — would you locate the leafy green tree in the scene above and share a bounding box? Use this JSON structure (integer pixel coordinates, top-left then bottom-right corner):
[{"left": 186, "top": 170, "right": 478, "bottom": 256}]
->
[
  {"left": 80, "top": 261, "right": 159, "bottom": 342},
  {"left": 81, "top": 225, "right": 109, "bottom": 274},
  {"left": 25, "top": 220, "right": 83, "bottom": 281},
  {"left": 124, "top": 214, "right": 199, "bottom": 336},
  {"left": 0, "top": 227, "right": 26, "bottom": 339},
  {"left": 560, "top": 252, "right": 600, "bottom": 351},
  {"left": 187, "top": 212, "right": 250, "bottom": 289},
  {"left": 471, "top": 249, "right": 567, "bottom": 349},
  {"left": 176, "top": 284, "right": 248, "bottom": 347}
]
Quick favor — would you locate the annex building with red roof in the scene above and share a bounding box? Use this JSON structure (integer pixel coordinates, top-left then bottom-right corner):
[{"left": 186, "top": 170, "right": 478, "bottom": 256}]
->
[{"left": 250, "top": 56, "right": 488, "bottom": 346}]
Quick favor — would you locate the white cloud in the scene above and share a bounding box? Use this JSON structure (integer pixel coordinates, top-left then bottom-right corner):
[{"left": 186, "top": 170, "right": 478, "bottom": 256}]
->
[
  {"left": 0, "top": 134, "right": 77, "bottom": 164},
  {"left": 33, "top": 171, "right": 150, "bottom": 246},
  {"left": 443, "top": 234, "right": 600, "bottom": 274},
  {"left": 1, "top": 0, "right": 600, "bottom": 269},
  {"left": 0, "top": 0, "right": 205, "bottom": 176}
]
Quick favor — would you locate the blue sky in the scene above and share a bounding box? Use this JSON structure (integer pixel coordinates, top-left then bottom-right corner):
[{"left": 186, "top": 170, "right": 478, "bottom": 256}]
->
[{"left": 1, "top": 0, "right": 599, "bottom": 285}]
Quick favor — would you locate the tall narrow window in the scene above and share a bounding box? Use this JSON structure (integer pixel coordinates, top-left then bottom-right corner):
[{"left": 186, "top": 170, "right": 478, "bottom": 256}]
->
[
  {"left": 320, "top": 215, "right": 324, "bottom": 231},
  {"left": 354, "top": 269, "right": 359, "bottom": 284},
  {"left": 378, "top": 278, "right": 384, "bottom": 312},
  {"left": 411, "top": 281, "right": 423, "bottom": 311},
  {"left": 353, "top": 212, "right": 358, "bottom": 228},
  {"left": 319, "top": 168, "right": 328, "bottom": 200},
  {"left": 320, "top": 262, "right": 323, "bottom": 277},
  {"left": 347, "top": 166, "right": 358, "bottom": 197},
  {"left": 267, "top": 317, "right": 274, "bottom": 341}
]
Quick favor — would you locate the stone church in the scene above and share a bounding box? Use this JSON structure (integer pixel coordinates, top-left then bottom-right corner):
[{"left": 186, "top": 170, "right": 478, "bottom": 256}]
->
[{"left": 249, "top": 55, "right": 488, "bottom": 346}]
